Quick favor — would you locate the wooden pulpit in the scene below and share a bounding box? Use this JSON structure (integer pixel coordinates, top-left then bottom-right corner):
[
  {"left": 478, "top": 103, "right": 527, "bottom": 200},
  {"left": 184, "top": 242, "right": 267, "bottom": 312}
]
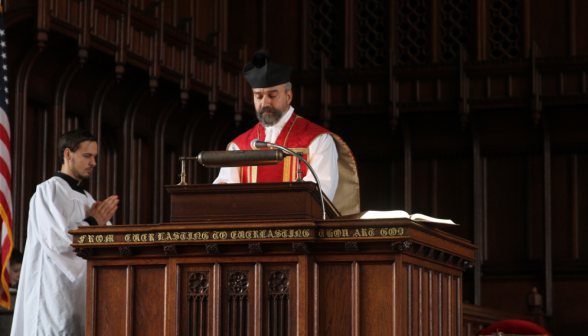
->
[{"left": 70, "top": 182, "right": 476, "bottom": 336}]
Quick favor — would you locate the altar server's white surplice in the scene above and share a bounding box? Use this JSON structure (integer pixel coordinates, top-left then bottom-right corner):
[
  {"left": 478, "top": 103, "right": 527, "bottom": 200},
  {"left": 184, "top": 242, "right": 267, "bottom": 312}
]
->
[{"left": 11, "top": 176, "right": 104, "bottom": 336}]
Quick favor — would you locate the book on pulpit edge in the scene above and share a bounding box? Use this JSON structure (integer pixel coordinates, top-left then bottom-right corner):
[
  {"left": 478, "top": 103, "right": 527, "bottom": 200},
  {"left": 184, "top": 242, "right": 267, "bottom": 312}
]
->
[{"left": 340, "top": 210, "right": 459, "bottom": 228}]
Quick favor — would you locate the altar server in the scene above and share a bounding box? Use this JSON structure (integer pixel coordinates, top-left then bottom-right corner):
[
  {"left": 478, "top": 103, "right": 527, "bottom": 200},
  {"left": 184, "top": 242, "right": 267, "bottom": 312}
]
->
[
  {"left": 11, "top": 129, "right": 118, "bottom": 336},
  {"left": 214, "top": 50, "right": 360, "bottom": 215}
]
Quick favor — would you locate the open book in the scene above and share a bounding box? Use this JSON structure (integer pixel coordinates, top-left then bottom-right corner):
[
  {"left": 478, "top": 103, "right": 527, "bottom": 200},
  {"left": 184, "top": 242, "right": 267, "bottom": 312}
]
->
[{"left": 342, "top": 210, "right": 458, "bottom": 228}]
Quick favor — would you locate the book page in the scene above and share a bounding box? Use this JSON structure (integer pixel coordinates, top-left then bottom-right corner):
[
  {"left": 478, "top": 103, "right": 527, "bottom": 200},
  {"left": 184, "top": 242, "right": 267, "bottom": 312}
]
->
[
  {"left": 409, "top": 213, "right": 456, "bottom": 225},
  {"left": 360, "top": 210, "right": 410, "bottom": 219}
]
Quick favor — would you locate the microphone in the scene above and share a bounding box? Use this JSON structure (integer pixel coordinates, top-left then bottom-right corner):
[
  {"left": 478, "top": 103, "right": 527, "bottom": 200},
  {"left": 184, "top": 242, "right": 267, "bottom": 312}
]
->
[
  {"left": 197, "top": 149, "right": 286, "bottom": 167},
  {"left": 251, "top": 139, "right": 271, "bottom": 149}
]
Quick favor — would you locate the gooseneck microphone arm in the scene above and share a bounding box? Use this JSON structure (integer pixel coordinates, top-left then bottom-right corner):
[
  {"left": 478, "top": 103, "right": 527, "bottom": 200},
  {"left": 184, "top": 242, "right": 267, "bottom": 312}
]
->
[{"left": 252, "top": 139, "right": 326, "bottom": 220}]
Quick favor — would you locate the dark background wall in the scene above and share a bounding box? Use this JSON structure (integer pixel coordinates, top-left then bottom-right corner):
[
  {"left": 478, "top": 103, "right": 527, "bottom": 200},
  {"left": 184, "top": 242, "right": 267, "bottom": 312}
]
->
[{"left": 4, "top": 0, "right": 588, "bottom": 334}]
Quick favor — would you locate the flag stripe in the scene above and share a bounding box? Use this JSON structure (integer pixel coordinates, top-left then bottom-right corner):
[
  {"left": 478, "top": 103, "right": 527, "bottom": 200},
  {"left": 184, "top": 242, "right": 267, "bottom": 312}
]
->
[
  {"left": 0, "top": 122, "right": 11, "bottom": 157},
  {"left": 0, "top": 157, "right": 10, "bottom": 192},
  {"left": 0, "top": 109, "right": 10, "bottom": 137},
  {"left": 0, "top": 5, "right": 12, "bottom": 310},
  {"left": 0, "top": 173, "right": 12, "bottom": 214}
]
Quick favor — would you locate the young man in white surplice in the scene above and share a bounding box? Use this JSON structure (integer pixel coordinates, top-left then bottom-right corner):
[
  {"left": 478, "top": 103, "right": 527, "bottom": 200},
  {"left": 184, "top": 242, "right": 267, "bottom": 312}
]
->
[{"left": 11, "top": 129, "right": 119, "bottom": 336}]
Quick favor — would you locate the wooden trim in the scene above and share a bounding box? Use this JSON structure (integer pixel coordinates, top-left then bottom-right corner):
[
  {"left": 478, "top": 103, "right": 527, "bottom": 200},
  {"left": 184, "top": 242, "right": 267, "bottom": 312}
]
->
[
  {"left": 572, "top": 154, "right": 579, "bottom": 259},
  {"left": 543, "top": 116, "right": 552, "bottom": 316},
  {"left": 569, "top": 0, "right": 576, "bottom": 56},
  {"left": 403, "top": 122, "right": 412, "bottom": 214}
]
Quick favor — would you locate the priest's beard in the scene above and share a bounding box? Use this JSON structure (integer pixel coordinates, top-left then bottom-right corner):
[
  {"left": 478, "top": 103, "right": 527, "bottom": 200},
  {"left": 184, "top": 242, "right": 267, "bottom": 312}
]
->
[{"left": 256, "top": 107, "right": 284, "bottom": 127}]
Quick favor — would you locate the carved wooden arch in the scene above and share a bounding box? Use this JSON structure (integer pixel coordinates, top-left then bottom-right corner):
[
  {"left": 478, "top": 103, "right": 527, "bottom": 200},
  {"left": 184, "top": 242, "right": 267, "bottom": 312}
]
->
[
  {"left": 121, "top": 87, "right": 150, "bottom": 224},
  {"left": 52, "top": 60, "right": 80, "bottom": 136},
  {"left": 183, "top": 111, "right": 207, "bottom": 184},
  {"left": 89, "top": 75, "right": 118, "bottom": 196},
  {"left": 11, "top": 43, "right": 44, "bottom": 248},
  {"left": 153, "top": 99, "right": 180, "bottom": 222}
]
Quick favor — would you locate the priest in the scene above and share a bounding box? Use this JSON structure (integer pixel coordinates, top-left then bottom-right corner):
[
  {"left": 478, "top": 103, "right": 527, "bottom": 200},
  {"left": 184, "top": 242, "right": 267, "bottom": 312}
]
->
[
  {"left": 214, "top": 51, "right": 360, "bottom": 215},
  {"left": 11, "top": 129, "right": 118, "bottom": 336}
]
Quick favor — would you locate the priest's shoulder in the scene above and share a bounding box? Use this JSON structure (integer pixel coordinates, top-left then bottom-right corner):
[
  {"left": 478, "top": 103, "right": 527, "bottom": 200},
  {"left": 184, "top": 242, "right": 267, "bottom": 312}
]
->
[{"left": 294, "top": 115, "right": 330, "bottom": 135}]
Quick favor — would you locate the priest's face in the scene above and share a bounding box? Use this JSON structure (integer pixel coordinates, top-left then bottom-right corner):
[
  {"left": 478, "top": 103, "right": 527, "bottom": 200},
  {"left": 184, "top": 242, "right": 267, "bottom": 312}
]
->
[
  {"left": 253, "top": 84, "right": 293, "bottom": 127},
  {"left": 64, "top": 140, "right": 98, "bottom": 180}
]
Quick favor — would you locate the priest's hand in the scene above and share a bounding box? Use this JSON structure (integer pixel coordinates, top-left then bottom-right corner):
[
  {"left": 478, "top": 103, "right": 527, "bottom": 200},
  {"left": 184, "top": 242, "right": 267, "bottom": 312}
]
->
[{"left": 89, "top": 195, "right": 119, "bottom": 225}]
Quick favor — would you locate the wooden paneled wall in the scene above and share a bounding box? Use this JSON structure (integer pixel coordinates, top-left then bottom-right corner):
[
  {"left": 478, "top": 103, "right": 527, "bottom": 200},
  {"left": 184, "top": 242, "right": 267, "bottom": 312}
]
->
[{"left": 4, "top": 0, "right": 588, "bottom": 334}]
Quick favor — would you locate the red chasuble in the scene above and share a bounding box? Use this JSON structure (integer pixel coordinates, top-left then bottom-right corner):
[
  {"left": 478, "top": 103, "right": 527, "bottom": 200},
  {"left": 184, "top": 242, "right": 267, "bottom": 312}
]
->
[{"left": 231, "top": 113, "right": 330, "bottom": 183}]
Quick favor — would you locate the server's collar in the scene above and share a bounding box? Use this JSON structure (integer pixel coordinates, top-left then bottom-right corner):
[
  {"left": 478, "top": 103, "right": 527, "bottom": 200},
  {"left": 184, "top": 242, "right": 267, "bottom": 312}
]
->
[{"left": 54, "top": 171, "right": 85, "bottom": 195}]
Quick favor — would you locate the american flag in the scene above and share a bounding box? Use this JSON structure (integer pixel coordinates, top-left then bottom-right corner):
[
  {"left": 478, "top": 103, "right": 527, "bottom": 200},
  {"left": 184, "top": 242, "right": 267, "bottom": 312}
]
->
[{"left": 0, "top": 3, "right": 13, "bottom": 310}]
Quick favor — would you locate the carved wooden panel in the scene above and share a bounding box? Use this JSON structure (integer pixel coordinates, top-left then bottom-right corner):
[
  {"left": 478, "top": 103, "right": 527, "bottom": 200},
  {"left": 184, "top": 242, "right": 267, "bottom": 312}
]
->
[
  {"left": 50, "top": 0, "right": 82, "bottom": 30},
  {"left": 488, "top": 0, "right": 522, "bottom": 60},
  {"left": 129, "top": 25, "right": 156, "bottom": 64},
  {"left": 266, "top": 270, "right": 290, "bottom": 336},
  {"left": 225, "top": 270, "right": 251, "bottom": 336},
  {"left": 187, "top": 272, "right": 210, "bottom": 336},
  {"left": 354, "top": 0, "right": 387, "bottom": 67},
  {"left": 308, "top": 0, "right": 343, "bottom": 69},
  {"left": 397, "top": 0, "right": 428, "bottom": 64},
  {"left": 439, "top": 0, "right": 471, "bottom": 62},
  {"left": 92, "top": 6, "right": 122, "bottom": 48},
  {"left": 404, "top": 263, "right": 461, "bottom": 336}
]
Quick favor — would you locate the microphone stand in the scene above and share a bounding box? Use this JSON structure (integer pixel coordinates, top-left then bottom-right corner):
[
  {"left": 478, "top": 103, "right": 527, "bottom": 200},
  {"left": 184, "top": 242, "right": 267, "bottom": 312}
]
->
[{"left": 258, "top": 142, "right": 327, "bottom": 220}]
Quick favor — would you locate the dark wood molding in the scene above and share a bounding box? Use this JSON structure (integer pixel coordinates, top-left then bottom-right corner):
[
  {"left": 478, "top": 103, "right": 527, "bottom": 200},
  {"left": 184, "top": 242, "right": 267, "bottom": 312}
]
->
[
  {"left": 248, "top": 243, "right": 262, "bottom": 255},
  {"left": 206, "top": 244, "right": 220, "bottom": 255},
  {"left": 163, "top": 245, "right": 178, "bottom": 255},
  {"left": 344, "top": 241, "right": 359, "bottom": 252},
  {"left": 118, "top": 246, "right": 133, "bottom": 257}
]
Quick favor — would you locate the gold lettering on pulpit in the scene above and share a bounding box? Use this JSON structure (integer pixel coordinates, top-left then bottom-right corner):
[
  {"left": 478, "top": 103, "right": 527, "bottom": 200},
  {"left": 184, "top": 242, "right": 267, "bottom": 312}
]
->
[
  {"left": 327, "top": 229, "right": 333, "bottom": 238},
  {"left": 267, "top": 230, "right": 274, "bottom": 238},
  {"left": 368, "top": 229, "right": 375, "bottom": 237},
  {"left": 245, "top": 231, "right": 252, "bottom": 239},
  {"left": 303, "top": 229, "right": 310, "bottom": 237},
  {"left": 180, "top": 232, "right": 187, "bottom": 240},
  {"left": 78, "top": 234, "right": 115, "bottom": 244},
  {"left": 165, "top": 232, "right": 173, "bottom": 240},
  {"left": 260, "top": 230, "right": 267, "bottom": 238},
  {"left": 140, "top": 234, "right": 147, "bottom": 242},
  {"left": 125, "top": 234, "right": 131, "bottom": 242},
  {"left": 318, "top": 229, "right": 325, "bottom": 237},
  {"left": 201, "top": 232, "right": 209, "bottom": 240},
  {"left": 341, "top": 229, "right": 349, "bottom": 237},
  {"left": 333, "top": 229, "right": 341, "bottom": 237},
  {"left": 253, "top": 231, "right": 260, "bottom": 239},
  {"left": 173, "top": 232, "right": 180, "bottom": 240},
  {"left": 352, "top": 230, "right": 361, "bottom": 237}
]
